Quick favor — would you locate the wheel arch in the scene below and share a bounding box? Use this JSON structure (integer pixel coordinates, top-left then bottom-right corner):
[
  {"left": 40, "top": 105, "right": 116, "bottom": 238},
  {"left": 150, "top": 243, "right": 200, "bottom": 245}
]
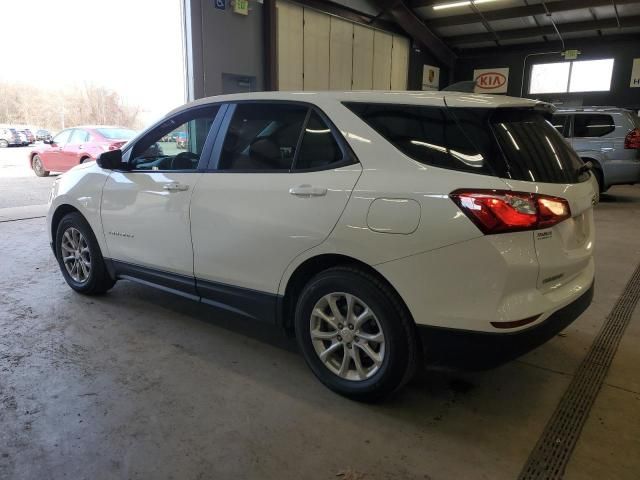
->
[
  {"left": 50, "top": 204, "right": 83, "bottom": 244},
  {"left": 279, "top": 253, "right": 413, "bottom": 332}
]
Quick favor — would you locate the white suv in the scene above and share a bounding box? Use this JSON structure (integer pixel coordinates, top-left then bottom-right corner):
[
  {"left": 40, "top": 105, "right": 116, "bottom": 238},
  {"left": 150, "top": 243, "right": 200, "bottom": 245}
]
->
[{"left": 48, "top": 91, "right": 596, "bottom": 400}]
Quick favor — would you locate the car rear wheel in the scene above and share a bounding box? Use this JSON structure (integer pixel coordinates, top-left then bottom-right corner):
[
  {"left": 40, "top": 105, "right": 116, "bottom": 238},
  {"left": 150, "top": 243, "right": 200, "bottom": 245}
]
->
[
  {"left": 55, "top": 212, "right": 115, "bottom": 294},
  {"left": 592, "top": 167, "right": 606, "bottom": 193},
  {"left": 32, "top": 155, "right": 50, "bottom": 177},
  {"left": 0, "top": 139, "right": 8, "bottom": 148},
  {"left": 294, "top": 266, "right": 417, "bottom": 401}
]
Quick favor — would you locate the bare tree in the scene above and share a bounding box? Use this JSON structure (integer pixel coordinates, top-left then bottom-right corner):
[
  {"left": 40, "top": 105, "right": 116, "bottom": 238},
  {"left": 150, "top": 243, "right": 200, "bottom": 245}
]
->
[{"left": 0, "top": 82, "right": 141, "bottom": 132}]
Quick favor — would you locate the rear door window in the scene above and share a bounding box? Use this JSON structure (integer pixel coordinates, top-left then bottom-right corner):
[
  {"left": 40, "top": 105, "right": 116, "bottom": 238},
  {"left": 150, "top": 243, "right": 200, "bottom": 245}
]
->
[
  {"left": 218, "top": 103, "right": 308, "bottom": 171},
  {"left": 573, "top": 114, "right": 615, "bottom": 137}
]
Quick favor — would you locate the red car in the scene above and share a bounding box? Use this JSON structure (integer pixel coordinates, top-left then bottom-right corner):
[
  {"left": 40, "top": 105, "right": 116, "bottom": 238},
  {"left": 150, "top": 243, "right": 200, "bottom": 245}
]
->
[{"left": 29, "top": 126, "right": 137, "bottom": 177}]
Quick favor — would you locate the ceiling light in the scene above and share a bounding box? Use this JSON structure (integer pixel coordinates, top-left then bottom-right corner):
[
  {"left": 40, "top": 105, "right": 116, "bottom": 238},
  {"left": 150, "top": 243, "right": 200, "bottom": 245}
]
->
[{"left": 432, "top": 0, "right": 500, "bottom": 11}]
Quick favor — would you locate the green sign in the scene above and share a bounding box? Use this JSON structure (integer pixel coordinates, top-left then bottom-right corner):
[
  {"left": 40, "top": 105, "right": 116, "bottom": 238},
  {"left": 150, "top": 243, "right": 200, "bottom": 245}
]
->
[{"left": 234, "top": 0, "right": 249, "bottom": 15}]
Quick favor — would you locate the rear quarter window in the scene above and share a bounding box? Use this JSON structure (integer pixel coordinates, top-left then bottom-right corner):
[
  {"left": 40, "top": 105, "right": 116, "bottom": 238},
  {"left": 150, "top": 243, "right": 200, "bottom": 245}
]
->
[
  {"left": 573, "top": 114, "right": 615, "bottom": 137},
  {"left": 343, "top": 103, "right": 496, "bottom": 176},
  {"left": 344, "top": 102, "right": 588, "bottom": 184}
]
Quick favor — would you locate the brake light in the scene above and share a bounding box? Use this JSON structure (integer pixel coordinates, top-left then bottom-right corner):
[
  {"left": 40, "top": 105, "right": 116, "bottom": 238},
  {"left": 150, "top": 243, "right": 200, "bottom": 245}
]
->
[
  {"left": 624, "top": 128, "right": 640, "bottom": 149},
  {"left": 450, "top": 190, "right": 571, "bottom": 234}
]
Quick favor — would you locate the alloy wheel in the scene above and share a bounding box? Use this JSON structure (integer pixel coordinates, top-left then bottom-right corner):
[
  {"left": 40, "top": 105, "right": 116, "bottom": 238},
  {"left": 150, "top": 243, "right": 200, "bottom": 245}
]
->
[
  {"left": 310, "top": 292, "right": 386, "bottom": 381},
  {"left": 61, "top": 227, "right": 91, "bottom": 283},
  {"left": 33, "top": 156, "right": 44, "bottom": 175}
]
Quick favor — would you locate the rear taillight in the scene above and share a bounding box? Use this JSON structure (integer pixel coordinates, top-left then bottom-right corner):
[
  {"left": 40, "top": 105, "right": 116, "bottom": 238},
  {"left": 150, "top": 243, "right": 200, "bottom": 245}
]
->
[
  {"left": 450, "top": 189, "right": 571, "bottom": 234},
  {"left": 624, "top": 128, "right": 640, "bottom": 149}
]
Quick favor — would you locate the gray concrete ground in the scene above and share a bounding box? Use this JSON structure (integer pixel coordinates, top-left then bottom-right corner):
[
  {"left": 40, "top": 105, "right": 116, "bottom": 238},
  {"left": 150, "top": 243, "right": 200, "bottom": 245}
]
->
[
  {"left": 0, "top": 146, "right": 56, "bottom": 209},
  {"left": 1, "top": 143, "right": 639, "bottom": 479}
]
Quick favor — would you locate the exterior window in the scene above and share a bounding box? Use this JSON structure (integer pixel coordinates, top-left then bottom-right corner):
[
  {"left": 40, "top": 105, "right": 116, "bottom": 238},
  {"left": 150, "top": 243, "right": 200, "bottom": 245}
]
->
[
  {"left": 218, "top": 103, "right": 307, "bottom": 171},
  {"left": 344, "top": 102, "right": 493, "bottom": 175},
  {"left": 345, "top": 102, "right": 588, "bottom": 184},
  {"left": 529, "top": 59, "right": 614, "bottom": 94},
  {"left": 52, "top": 129, "right": 72, "bottom": 146},
  {"left": 294, "top": 111, "right": 343, "bottom": 170},
  {"left": 573, "top": 114, "right": 615, "bottom": 137},
  {"left": 130, "top": 106, "right": 219, "bottom": 171},
  {"left": 551, "top": 115, "right": 569, "bottom": 137},
  {"left": 69, "top": 129, "right": 89, "bottom": 144}
]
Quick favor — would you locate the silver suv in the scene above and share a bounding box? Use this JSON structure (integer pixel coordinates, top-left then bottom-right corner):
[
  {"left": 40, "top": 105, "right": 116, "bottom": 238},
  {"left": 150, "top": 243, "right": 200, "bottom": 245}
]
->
[
  {"left": 0, "top": 126, "right": 21, "bottom": 148},
  {"left": 552, "top": 107, "right": 640, "bottom": 192}
]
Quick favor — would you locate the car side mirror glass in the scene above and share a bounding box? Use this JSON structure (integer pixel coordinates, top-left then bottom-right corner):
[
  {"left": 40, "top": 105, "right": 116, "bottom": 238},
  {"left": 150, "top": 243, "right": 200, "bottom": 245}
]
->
[{"left": 97, "top": 149, "right": 126, "bottom": 170}]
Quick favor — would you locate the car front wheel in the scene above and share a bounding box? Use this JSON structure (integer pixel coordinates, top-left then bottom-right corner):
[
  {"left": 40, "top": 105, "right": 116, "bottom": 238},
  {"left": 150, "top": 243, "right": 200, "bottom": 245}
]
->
[
  {"left": 55, "top": 212, "right": 115, "bottom": 294},
  {"left": 295, "top": 266, "right": 417, "bottom": 401},
  {"left": 32, "top": 155, "right": 50, "bottom": 177}
]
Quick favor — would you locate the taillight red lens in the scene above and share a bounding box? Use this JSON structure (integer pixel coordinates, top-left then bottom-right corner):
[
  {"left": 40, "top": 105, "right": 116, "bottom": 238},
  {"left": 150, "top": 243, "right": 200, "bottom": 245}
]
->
[
  {"left": 450, "top": 190, "right": 571, "bottom": 234},
  {"left": 624, "top": 128, "right": 640, "bottom": 149}
]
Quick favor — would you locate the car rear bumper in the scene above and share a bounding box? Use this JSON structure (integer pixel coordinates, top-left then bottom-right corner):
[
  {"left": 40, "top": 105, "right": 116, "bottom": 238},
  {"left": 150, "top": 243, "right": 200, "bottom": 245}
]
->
[{"left": 417, "top": 280, "right": 594, "bottom": 369}]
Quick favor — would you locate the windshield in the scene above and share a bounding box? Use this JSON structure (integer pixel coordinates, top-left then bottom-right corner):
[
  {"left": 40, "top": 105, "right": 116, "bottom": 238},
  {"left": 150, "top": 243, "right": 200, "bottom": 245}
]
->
[{"left": 96, "top": 128, "right": 137, "bottom": 140}]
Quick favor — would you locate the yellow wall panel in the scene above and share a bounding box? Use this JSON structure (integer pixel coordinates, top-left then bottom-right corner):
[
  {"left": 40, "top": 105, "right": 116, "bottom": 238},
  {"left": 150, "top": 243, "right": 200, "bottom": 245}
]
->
[
  {"left": 303, "top": 8, "right": 330, "bottom": 90},
  {"left": 276, "top": 1, "right": 303, "bottom": 90},
  {"left": 391, "top": 35, "right": 410, "bottom": 90},
  {"left": 372, "top": 30, "right": 393, "bottom": 90},
  {"left": 329, "top": 17, "right": 353, "bottom": 90},
  {"left": 352, "top": 24, "right": 374, "bottom": 90}
]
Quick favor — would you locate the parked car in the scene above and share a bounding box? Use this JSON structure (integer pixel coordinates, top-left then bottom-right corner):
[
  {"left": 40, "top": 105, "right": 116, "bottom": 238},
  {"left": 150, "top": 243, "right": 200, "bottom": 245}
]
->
[
  {"left": 36, "top": 129, "right": 52, "bottom": 142},
  {"left": 23, "top": 128, "right": 36, "bottom": 144},
  {"left": 47, "top": 92, "right": 596, "bottom": 400},
  {"left": 29, "top": 126, "right": 137, "bottom": 177},
  {"left": 552, "top": 107, "right": 640, "bottom": 192},
  {"left": 175, "top": 132, "right": 188, "bottom": 149},
  {"left": 16, "top": 131, "right": 28, "bottom": 145},
  {"left": 0, "top": 126, "right": 21, "bottom": 147}
]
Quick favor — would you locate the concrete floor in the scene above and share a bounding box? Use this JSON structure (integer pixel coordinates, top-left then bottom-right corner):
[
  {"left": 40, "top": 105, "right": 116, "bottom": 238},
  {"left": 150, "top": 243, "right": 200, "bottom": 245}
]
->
[{"left": 1, "top": 146, "right": 639, "bottom": 479}]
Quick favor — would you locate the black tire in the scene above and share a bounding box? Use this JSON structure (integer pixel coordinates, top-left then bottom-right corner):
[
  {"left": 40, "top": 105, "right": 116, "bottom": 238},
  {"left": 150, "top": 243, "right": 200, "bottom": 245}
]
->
[
  {"left": 294, "top": 266, "right": 417, "bottom": 401},
  {"left": 0, "top": 139, "right": 8, "bottom": 148},
  {"left": 32, "top": 155, "right": 50, "bottom": 177},
  {"left": 55, "top": 212, "right": 115, "bottom": 294},
  {"left": 592, "top": 168, "right": 606, "bottom": 193}
]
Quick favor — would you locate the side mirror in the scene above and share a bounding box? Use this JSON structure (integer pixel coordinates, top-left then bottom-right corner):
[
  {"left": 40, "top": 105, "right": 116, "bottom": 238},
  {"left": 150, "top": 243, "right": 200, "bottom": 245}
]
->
[{"left": 97, "top": 149, "right": 125, "bottom": 170}]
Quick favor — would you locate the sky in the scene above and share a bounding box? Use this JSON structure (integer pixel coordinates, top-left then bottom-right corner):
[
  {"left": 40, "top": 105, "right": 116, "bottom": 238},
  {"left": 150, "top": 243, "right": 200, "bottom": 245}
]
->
[{"left": 0, "top": 0, "right": 185, "bottom": 125}]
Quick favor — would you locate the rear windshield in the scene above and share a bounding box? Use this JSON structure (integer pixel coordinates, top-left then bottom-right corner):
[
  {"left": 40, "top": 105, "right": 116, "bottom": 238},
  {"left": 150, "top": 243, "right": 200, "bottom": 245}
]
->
[
  {"left": 344, "top": 103, "right": 588, "bottom": 184},
  {"left": 96, "top": 128, "right": 137, "bottom": 140}
]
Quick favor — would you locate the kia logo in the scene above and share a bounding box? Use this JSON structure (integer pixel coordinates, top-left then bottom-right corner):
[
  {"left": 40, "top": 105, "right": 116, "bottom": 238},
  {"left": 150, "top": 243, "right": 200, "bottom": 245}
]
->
[{"left": 476, "top": 72, "right": 507, "bottom": 89}]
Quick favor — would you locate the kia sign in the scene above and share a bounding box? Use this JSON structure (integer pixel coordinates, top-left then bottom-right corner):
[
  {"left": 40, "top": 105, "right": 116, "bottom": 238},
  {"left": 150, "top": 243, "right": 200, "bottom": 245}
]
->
[{"left": 473, "top": 67, "right": 509, "bottom": 94}]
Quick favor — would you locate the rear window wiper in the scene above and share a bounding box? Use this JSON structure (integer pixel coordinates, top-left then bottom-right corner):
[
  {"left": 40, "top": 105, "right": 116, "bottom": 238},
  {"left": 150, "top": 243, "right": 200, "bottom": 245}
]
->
[{"left": 577, "top": 161, "right": 593, "bottom": 175}]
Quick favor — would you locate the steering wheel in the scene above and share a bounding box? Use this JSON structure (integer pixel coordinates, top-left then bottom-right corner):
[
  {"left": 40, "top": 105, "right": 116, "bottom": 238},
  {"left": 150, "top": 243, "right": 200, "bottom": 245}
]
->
[{"left": 171, "top": 151, "right": 199, "bottom": 170}]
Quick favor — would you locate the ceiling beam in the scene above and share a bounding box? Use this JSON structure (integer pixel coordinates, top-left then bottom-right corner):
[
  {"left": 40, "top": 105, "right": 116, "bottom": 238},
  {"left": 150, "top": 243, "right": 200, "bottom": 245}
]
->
[
  {"left": 373, "top": 0, "right": 457, "bottom": 68},
  {"left": 412, "top": 0, "right": 638, "bottom": 29},
  {"left": 446, "top": 14, "right": 640, "bottom": 46}
]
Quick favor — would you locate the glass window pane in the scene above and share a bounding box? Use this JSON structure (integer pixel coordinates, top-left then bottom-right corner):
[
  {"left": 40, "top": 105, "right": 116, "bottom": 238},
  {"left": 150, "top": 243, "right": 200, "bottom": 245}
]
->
[
  {"left": 218, "top": 103, "right": 307, "bottom": 171},
  {"left": 569, "top": 59, "right": 614, "bottom": 93},
  {"left": 294, "top": 112, "right": 342, "bottom": 170},
  {"left": 53, "top": 129, "right": 72, "bottom": 145},
  {"left": 344, "top": 103, "right": 496, "bottom": 176},
  {"left": 573, "top": 114, "right": 615, "bottom": 137},
  {"left": 130, "top": 105, "right": 219, "bottom": 171},
  {"left": 69, "top": 129, "right": 88, "bottom": 144},
  {"left": 551, "top": 115, "right": 568, "bottom": 136},
  {"left": 529, "top": 62, "right": 570, "bottom": 94}
]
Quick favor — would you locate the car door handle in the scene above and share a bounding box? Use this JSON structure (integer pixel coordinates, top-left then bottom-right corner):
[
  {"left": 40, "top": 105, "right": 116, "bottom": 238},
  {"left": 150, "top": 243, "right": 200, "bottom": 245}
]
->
[
  {"left": 163, "top": 183, "right": 189, "bottom": 192},
  {"left": 289, "top": 185, "right": 327, "bottom": 197}
]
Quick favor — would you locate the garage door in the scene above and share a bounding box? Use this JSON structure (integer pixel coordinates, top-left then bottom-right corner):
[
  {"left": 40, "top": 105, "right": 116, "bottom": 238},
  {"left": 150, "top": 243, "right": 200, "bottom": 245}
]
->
[{"left": 276, "top": 1, "right": 409, "bottom": 91}]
